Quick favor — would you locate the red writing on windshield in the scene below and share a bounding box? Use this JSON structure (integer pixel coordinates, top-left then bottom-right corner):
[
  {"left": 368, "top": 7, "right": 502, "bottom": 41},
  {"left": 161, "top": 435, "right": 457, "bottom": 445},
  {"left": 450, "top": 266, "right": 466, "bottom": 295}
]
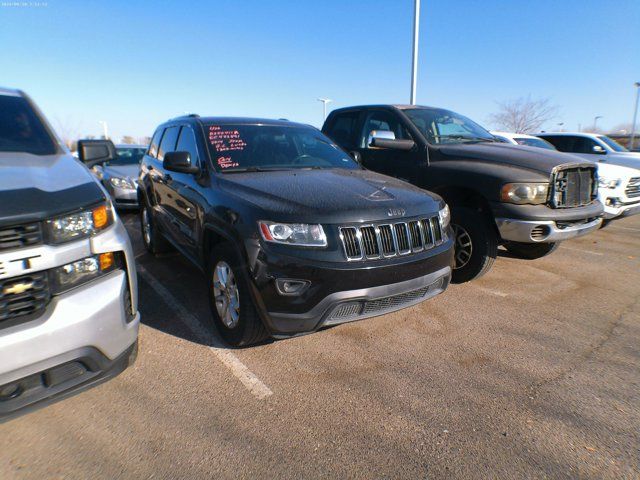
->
[{"left": 209, "top": 125, "right": 247, "bottom": 153}]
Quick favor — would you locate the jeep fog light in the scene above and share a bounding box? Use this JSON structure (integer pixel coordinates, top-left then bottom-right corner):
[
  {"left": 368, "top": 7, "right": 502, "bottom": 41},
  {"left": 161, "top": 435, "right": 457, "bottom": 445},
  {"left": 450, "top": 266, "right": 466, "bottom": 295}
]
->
[{"left": 275, "top": 278, "right": 310, "bottom": 296}]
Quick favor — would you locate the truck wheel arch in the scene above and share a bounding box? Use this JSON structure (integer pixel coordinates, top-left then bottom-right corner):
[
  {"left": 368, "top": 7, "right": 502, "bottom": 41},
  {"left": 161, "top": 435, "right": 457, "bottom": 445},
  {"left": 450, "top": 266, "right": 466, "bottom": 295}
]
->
[{"left": 432, "top": 186, "right": 499, "bottom": 235}]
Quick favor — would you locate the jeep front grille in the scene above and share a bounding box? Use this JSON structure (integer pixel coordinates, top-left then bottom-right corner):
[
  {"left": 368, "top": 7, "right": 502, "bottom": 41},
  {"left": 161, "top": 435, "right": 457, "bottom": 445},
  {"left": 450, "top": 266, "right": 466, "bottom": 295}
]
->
[
  {"left": 551, "top": 166, "right": 597, "bottom": 208},
  {"left": 0, "top": 222, "right": 43, "bottom": 252},
  {"left": 626, "top": 177, "right": 640, "bottom": 199},
  {"left": 339, "top": 216, "right": 445, "bottom": 261},
  {"left": 0, "top": 271, "right": 50, "bottom": 328}
]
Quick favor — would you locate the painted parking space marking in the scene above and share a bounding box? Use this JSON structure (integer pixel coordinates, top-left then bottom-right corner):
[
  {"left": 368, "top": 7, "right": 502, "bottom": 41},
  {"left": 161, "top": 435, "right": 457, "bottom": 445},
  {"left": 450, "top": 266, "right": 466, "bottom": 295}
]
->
[
  {"left": 473, "top": 285, "right": 508, "bottom": 297},
  {"left": 561, "top": 245, "right": 603, "bottom": 256},
  {"left": 137, "top": 265, "right": 273, "bottom": 400}
]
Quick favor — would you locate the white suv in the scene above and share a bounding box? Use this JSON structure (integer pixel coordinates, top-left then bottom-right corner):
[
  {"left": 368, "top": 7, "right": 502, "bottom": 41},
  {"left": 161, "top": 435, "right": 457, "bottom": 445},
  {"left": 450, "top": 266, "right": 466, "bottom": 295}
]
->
[{"left": 0, "top": 88, "right": 139, "bottom": 422}]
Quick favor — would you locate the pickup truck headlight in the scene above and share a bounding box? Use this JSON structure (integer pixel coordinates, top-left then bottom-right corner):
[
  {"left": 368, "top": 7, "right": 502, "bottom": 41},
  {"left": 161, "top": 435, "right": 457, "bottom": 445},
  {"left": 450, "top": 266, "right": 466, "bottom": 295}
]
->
[
  {"left": 110, "top": 177, "right": 135, "bottom": 189},
  {"left": 598, "top": 177, "right": 621, "bottom": 189},
  {"left": 45, "top": 203, "right": 114, "bottom": 244},
  {"left": 259, "top": 221, "right": 327, "bottom": 247},
  {"left": 50, "top": 252, "right": 123, "bottom": 294},
  {"left": 438, "top": 204, "right": 450, "bottom": 229},
  {"left": 500, "top": 183, "right": 549, "bottom": 205}
]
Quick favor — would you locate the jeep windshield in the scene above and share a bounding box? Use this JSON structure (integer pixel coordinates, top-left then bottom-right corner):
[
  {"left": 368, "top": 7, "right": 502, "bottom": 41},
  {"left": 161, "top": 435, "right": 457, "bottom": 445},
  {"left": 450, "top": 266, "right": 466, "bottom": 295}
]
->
[
  {"left": 403, "top": 108, "right": 496, "bottom": 145},
  {"left": 0, "top": 94, "right": 58, "bottom": 155},
  {"left": 204, "top": 123, "right": 359, "bottom": 172}
]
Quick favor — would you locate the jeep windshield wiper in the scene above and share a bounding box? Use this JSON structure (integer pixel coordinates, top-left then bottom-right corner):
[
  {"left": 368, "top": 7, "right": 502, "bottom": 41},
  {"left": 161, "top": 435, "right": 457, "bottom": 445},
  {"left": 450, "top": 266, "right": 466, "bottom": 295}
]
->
[{"left": 221, "top": 166, "right": 289, "bottom": 173}]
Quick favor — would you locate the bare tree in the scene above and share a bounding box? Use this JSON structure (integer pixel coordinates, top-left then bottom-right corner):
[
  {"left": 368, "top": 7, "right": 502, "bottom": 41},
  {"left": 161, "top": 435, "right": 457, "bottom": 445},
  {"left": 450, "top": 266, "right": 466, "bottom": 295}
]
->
[
  {"left": 121, "top": 135, "right": 137, "bottom": 144},
  {"left": 488, "top": 96, "right": 559, "bottom": 133},
  {"left": 52, "top": 115, "right": 81, "bottom": 150}
]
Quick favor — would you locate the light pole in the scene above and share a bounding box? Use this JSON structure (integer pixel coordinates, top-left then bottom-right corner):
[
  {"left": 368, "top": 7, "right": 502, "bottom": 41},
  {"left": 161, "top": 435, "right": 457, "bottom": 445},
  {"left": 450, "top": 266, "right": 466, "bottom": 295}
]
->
[
  {"left": 630, "top": 82, "right": 640, "bottom": 151},
  {"left": 593, "top": 116, "right": 602, "bottom": 132},
  {"left": 317, "top": 98, "right": 332, "bottom": 122},
  {"left": 98, "top": 121, "right": 109, "bottom": 140},
  {"left": 410, "top": 0, "right": 420, "bottom": 105}
]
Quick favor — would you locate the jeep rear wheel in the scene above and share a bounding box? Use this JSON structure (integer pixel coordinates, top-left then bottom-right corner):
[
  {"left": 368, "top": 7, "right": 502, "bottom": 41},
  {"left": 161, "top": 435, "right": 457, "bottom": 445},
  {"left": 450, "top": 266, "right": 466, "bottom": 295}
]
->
[
  {"left": 140, "top": 203, "right": 171, "bottom": 255},
  {"left": 450, "top": 207, "right": 497, "bottom": 283},
  {"left": 207, "top": 244, "right": 269, "bottom": 347},
  {"left": 503, "top": 241, "right": 559, "bottom": 259}
]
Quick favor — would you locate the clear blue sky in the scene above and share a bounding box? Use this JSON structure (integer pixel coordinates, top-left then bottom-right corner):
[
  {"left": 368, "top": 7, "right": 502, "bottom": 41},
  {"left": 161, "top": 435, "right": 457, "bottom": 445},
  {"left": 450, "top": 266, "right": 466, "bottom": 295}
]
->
[{"left": 1, "top": 0, "right": 638, "bottom": 141}]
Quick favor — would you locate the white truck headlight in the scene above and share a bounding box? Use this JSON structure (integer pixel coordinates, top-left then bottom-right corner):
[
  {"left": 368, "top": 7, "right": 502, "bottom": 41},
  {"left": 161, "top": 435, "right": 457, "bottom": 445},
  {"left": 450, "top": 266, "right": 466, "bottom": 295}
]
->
[
  {"left": 500, "top": 183, "right": 549, "bottom": 205},
  {"left": 110, "top": 177, "right": 135, "bottom": 189},
  {"left": 50, "top": 252, "right": 122, "bottom": 294},
  {"left": 46, "top": 203, "right": 114, "bottom": 244},
  {"left": 259, "top": 221, "right": 327, "bottom": 247}
]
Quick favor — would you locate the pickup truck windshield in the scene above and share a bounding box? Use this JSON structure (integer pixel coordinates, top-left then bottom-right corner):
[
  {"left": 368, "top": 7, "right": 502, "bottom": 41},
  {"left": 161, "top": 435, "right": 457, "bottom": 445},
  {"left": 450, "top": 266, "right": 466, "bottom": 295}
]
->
[
  {"left": 0, "top": 95, "right": 57, "bottom": 155},
  {"left": 514, "top": 137, "right": 556, "bottom": 150},
  {"left": 597, "top": 135, "right": 628, "bottom": 152},
  {"left": 204, "top": 124, "right": 358, "bottom": 172},
  {"left": 404, "top": 108, "right": 495, "bottom": 145}
]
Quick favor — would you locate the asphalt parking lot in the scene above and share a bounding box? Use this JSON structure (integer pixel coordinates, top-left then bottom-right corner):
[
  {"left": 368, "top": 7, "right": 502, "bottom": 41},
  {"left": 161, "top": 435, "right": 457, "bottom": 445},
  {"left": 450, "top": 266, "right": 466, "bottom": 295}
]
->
[{"left": 1, "top": 213, "right": 639, "bottom": 479}]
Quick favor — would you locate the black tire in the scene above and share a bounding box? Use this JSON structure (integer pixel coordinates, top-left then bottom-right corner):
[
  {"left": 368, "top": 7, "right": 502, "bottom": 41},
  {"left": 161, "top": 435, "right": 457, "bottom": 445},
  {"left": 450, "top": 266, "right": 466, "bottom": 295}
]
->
[
  {"left": 503, "top": 241, "right": 559, "bottom": 260},
  {"left": 139, "top": 201, "right": 172, "bottom": 255},
  {"left": 450, "top": 207, "right": 498, "bottom": 283},
  {"left": 207, "top": 243, "right": 269, "bottom": 347}
]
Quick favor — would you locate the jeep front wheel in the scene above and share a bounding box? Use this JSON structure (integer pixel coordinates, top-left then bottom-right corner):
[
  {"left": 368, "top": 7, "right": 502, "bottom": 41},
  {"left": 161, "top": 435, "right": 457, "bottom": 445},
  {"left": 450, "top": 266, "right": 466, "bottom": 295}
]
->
[
  {"left": 450, "top": 207, "right": 497, "bottom": 283},
  {"left": 207, "top": 244, "right": 269, "bottom": 347}
]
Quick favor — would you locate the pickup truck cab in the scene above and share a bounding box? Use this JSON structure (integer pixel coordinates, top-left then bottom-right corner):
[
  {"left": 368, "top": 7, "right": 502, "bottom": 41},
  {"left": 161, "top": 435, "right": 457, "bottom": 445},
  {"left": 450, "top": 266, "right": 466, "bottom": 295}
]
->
[
  {"left": 537, "top": 132, "right": 640, "bottom": 169},
  {"left": 322, "top": 105, "right": 604, "bottom": 282},
  {"left": 0, "top": 88, "right": 139, "bottom": 422},
  {"left": 138, "top": 116, "right": 453, "bottom": 346}
]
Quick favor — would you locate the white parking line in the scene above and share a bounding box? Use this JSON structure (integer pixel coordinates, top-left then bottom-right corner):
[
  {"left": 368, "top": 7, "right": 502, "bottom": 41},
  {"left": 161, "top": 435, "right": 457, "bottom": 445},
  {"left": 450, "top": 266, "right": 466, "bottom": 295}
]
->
[
  {"left": 561, "top": 245, "right": 603, "bottom": 256},
  {"left": 473, "top": 286, "right": 508, "bottom": 297},
  {"left": 137, "top": 265, "right": 273, "bottom": 400}
]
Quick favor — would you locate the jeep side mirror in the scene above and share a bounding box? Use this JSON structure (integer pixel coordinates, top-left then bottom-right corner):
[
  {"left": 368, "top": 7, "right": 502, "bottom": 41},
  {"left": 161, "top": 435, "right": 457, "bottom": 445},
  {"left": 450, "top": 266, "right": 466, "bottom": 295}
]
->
[
  {"left": 592, "top": 145, "right": 607, "bottom": 154},
  {"left": 77, "top": 139, "right": 116, "bottom": 167},
  {"left": 164, "top": 151, "right": 199, "bottom": 174}
]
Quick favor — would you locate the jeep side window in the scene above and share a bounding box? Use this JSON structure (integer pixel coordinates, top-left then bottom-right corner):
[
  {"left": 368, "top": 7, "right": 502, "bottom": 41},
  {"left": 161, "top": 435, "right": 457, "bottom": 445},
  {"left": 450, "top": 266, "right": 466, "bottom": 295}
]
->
[
  {"left": 326, "top": 111, "right": 359, "bottom": 148},
  {"left": 157, "top": 126, "right": 179, "bottom": 161},
  {"left": 360, "top": 111, "right": 411, "bottom": 148},
  {"left": 148, "top": 128, "right": 164, "bottom": 158},
  {"left": 175, "top": 126, "right": 200, "bottom": 166}
]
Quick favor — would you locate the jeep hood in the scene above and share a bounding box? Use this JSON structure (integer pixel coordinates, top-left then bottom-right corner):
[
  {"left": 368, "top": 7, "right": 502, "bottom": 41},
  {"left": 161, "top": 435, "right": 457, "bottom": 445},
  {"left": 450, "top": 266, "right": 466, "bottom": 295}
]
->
[
  {"left": 437, "top": 142, "right": 586, "bottom": 174},
  {"left": 0, "top": 152, "right": 105, "bottom": 226},
  {"left": 217, "top": 168, "right": 442, "bottom": 223}
]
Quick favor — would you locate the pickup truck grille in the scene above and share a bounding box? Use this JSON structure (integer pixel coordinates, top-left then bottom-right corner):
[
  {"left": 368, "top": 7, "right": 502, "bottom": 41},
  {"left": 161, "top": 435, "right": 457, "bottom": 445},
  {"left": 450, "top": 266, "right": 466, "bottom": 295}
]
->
[
  {"left": 0, "top": 271, "right": 50, "bottom": 328},
  {"left": 551, "top": 166, "right": 596, "bottom": 208},
  {"left": 0, "top": 222, "right": 43, "bottom": 252},
  {"left": 626, "top": 177, "right": 640, "bottom": 198},
  {"left": 339, "top": 216, "right": 444, "bottom": 261}
]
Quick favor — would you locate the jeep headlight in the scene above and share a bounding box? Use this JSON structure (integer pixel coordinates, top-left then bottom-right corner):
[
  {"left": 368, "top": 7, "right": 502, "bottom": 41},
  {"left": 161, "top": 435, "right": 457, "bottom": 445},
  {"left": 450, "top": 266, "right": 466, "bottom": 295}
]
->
[
  {"left": 438, "top": 204, "right": 450, "bottom": 229},
  {"left": 46, "top": 203, "right": 114, "bottom": 244},
  {"left": 258, "top": 221, "right": 327, "bottom": 247},
  {"left": 500, "top": 183, "right": 549, "bottom": 205},
  {"left": 598, "top": 177, "right": 621, "bottom": 189},
  {"left": 110, "top": 176, "right": 135, "bottom": 189}
]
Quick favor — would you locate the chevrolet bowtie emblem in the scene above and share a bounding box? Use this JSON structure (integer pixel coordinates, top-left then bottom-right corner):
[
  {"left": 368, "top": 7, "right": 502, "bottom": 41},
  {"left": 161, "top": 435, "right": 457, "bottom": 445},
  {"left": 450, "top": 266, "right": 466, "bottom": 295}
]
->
[{"left": 3, "top": 281, "right": 34, "bottom": 295}]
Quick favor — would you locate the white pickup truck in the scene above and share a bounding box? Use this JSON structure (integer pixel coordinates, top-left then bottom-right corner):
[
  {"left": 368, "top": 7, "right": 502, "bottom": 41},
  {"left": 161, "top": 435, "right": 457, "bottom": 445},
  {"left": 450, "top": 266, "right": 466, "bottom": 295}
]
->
[{"left": 492, "top": 131, "right": 640, "bottom": 222}]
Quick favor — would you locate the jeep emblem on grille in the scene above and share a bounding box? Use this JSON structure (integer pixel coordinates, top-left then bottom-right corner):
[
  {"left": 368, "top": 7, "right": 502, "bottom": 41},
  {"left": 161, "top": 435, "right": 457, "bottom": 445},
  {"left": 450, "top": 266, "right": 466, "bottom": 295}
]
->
[{"left": 387, "top": 207, "right": 406, "bottom": 217}]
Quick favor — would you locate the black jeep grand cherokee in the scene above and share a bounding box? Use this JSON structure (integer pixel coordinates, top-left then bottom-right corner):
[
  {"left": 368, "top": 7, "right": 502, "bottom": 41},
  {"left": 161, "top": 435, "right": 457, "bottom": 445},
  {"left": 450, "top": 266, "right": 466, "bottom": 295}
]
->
[{"left": 138, "top": 116, "right": 453, "bottom": 346}]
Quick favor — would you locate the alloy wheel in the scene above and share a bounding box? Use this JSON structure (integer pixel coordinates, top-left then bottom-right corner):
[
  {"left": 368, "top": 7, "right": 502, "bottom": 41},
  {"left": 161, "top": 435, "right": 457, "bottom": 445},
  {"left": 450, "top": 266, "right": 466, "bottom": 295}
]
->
[
  {"left": 452, "top": 224, "right": 473, "bottom": 269},
  {"left": 213, "top": 261, "right": 240, "bottom": 329}
]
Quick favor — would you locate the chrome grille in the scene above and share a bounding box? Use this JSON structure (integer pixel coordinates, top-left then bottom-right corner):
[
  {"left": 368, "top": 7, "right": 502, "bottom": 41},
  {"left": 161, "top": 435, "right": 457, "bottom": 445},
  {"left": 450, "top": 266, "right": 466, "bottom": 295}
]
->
[
  {"left": 551, "top": 166, "right": 596, "bottom": 208},
  {"left": 626, "top": 177, "right": 640, "bottom": 199},
  {"left": 0, "top": 271, "right": 50, "bottom": 327},
  {"left": 339, "top": 216, "right": 445, "bottom": 261},
  {"left": 0, "top": 222, "right": 43, "bottom": 252}
]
